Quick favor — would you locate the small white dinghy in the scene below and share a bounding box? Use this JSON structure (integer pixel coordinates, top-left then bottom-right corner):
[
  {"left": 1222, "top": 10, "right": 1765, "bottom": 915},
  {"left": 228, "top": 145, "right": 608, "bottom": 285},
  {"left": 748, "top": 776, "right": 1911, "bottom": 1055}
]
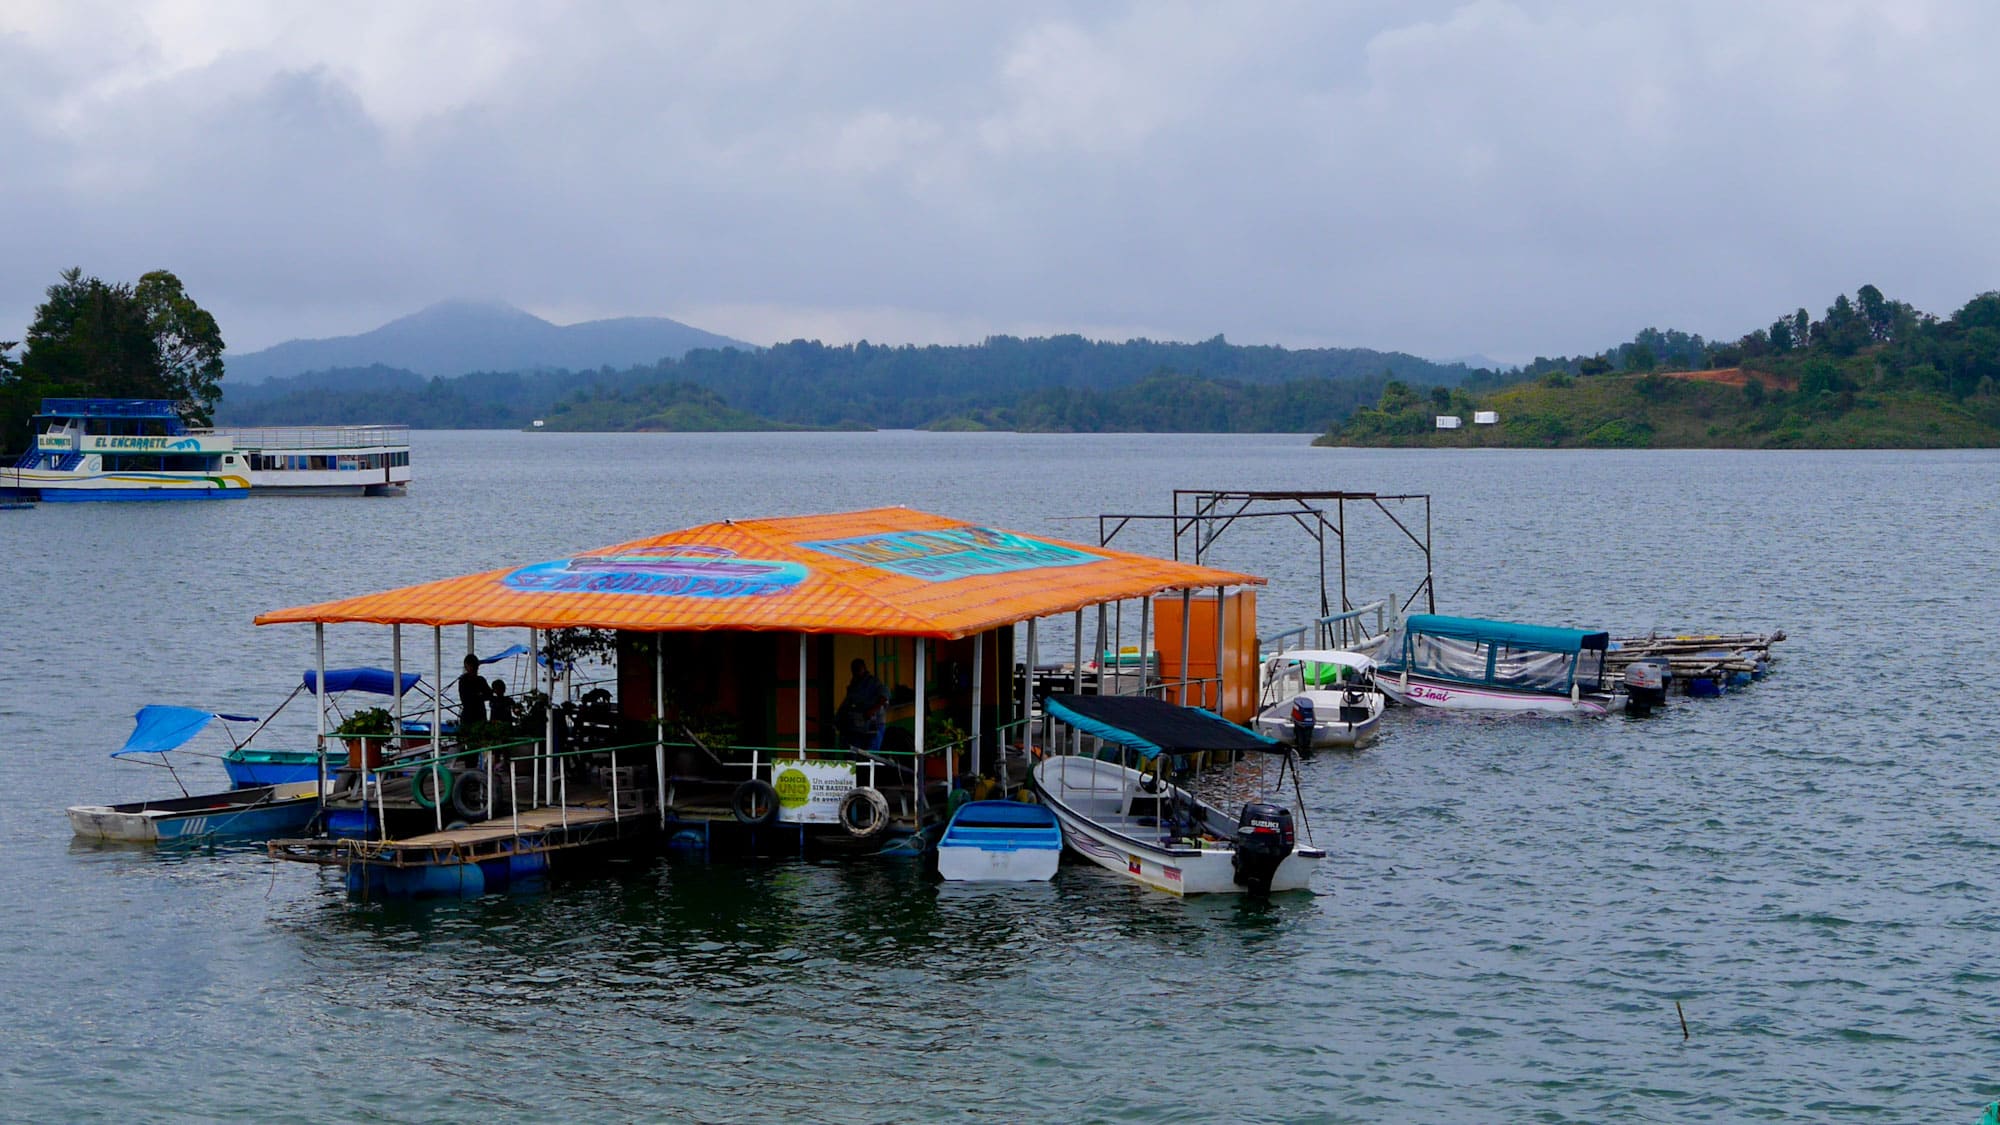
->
[
  {"left": 937, "top": 800, "right": 1062, "bottom": 882},
  {"left": 1252, "top": 649, "right": 1386, "bottom": 751}
]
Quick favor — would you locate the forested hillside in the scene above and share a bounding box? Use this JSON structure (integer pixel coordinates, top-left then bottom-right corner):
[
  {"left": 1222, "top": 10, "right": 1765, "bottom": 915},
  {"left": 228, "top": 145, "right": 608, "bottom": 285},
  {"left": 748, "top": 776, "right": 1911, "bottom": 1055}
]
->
[
  {"left": 1323, "top": 287, "right": 2000, "bottom": 448},
  {"left": 218, "top": 335, "right": 1473, "bottom": 432}
]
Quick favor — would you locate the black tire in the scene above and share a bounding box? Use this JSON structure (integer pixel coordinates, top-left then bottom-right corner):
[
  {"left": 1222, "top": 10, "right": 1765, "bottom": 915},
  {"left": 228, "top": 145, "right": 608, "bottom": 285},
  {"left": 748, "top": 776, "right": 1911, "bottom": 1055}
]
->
[
  {"left": 838, "top": 786, "right": 890, "bottom": 839},
  {"left": 732, "top": 779, "right": 780, "bottom": 826},
  {"left": 452, "top": 769, "right": 490, "bottom": 821}
]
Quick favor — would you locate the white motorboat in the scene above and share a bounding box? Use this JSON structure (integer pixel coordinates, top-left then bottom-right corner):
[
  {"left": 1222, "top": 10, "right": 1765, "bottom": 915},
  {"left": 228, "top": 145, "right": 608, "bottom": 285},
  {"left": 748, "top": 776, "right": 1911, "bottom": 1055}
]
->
[
  {"left": 1252, "top": 649, "right": 1385, "bottom": 750},
  {"left": 1373, "top": 614, "right": 1626, "bottom": 715},
  {"left": 1031, "top": 695, "right": 1324, "bottom": 896}
]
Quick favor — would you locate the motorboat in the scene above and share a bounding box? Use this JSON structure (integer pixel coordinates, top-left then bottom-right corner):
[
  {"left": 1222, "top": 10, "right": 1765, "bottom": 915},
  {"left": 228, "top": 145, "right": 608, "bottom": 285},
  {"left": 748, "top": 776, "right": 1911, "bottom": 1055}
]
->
[
  {"left": 1031, "top": 694, "right": 1324, "bottom": 896},
  {"left": 66, "top": 705, "right": 322, "bottom": 842},
  {"left": 68, "top": 782, "right": 320, "bottom": 843},
  {"left": 1252, "top": 649, "right": 1385, "bottom": 750},
  {"left": 936, "top": 800, "right": 1062, "bottom": 882},
  {"left": 1374, "top": 613, "right": 1625, "bottom": 714}
]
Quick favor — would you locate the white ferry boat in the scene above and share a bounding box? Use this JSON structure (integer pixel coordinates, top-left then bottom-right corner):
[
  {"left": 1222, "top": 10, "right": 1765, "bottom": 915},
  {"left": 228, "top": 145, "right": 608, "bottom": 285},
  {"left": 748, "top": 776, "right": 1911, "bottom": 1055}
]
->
[{"left": 2, "top": 399, "right": 409, "bottom": 501}]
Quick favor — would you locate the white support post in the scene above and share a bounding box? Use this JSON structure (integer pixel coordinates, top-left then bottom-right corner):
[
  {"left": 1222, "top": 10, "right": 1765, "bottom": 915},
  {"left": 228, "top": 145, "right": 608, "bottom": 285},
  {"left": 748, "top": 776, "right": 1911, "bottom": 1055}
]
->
[
  {"left": 796, "top": 633, "right": 807, "bottom": 758},
  {"left": 391, "top": 624, "right": 403, "bottom": 736},
  {"left": 528, "top": 628, "right": 540, "bottom": 808},
  {"left": 1024, "top": 618, "right": 1038, "bottom": 770},
  {"left": 1139, "top": 598, "right": 1152, "bottom": 697},
  {"left": 1214, "top": 585, "right": 1227, "bottom": 711},
  {"left": 314, "top": 623, "right": 327, "bottom": 814},
  {"left": 1179, "top": 590, "right": 1193, "bottom": 705},
  {"left": 914, "top": 636, "right": 927, "bottom": 809},
  {"left": 1113, "top": 599, "right": 1123, "bottom": 695},
  {"left": 465, "top": 622, "right": 475, "bottom": 660},
  {"left": 970, "top": 631, "right": 983, "bottom": 777},
  {"left": 655, "top": 636, "right": 667, "bottom": 829},
  {"left": 1072, "top": 609, "right": 1084, "bottom": 755},
  {"left": 1096, "top": 602, "right": 1108, "bottom": 695},
  {"left": 431, "top": 625, "right": 443, "bottom": 832}
]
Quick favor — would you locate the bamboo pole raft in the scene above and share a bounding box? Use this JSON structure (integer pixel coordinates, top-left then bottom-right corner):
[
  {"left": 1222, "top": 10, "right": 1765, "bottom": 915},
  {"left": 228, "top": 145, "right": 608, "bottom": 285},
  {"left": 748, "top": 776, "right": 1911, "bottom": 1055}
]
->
[{"left": 1604, "top": 629, "right": 1786, "bottom": 689}]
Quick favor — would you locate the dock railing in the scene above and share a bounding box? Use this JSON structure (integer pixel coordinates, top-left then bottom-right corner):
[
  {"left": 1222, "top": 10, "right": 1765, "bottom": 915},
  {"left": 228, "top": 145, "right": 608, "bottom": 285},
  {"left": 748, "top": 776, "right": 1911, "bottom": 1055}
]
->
[{"left": 1259, "top": 598, "right": 1393, "bottom": 655}]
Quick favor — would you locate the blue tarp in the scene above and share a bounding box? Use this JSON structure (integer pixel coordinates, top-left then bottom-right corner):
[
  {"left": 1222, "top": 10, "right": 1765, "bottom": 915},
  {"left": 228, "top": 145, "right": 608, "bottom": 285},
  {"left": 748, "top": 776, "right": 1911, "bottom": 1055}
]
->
[
  {"left": 479, "top": 644, "right": 529, "bottom": 665},
  {"left": 112, "top": 705, "right": 220, "bottom": 758},
  {"left": 301, "top": 668, "right": 422, "bottom": 695}
]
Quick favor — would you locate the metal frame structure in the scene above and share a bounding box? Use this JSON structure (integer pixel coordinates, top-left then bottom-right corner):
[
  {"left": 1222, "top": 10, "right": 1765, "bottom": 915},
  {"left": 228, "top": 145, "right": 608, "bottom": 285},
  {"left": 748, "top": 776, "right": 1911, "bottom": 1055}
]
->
[{"left": 1097, "top": 489, "right": 1436, "bottom": 645}]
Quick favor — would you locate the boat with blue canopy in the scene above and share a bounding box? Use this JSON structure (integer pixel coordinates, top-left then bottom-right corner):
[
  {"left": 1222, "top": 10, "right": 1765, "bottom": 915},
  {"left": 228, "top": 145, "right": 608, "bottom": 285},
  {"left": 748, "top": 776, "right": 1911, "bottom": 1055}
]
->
[
  {"left": 1374, "top": 613, "right": 1624, "bottom": 714},
  {"left": 65, "top": 706, "right": 320, "bottom": 843},
  {"left": 1031, "top": 694, "right": 1324, "bottom": 896},
  {"left": 937, "top": 799, "right": 1062, "bottom": 882},
  {"left": 221, "top": 666, "right": 428, "bottom": 787}
]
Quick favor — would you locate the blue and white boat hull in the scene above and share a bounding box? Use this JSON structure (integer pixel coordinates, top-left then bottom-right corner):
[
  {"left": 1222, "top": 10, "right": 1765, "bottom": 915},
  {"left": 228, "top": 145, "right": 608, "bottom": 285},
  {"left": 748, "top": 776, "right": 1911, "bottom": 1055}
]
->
[
  {"left": 67, "top": 782, "right": 320, "bottom": 843},
  {"left": 937, "top": 800, "right": 1062, "bottom": 882}
]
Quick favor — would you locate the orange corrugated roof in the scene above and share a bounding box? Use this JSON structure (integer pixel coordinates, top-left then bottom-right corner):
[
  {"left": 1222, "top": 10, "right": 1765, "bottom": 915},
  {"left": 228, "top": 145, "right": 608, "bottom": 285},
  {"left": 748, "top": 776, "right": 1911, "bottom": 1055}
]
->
[{"left": 255, "top": 507, "right": 1263, "bottom": 638}]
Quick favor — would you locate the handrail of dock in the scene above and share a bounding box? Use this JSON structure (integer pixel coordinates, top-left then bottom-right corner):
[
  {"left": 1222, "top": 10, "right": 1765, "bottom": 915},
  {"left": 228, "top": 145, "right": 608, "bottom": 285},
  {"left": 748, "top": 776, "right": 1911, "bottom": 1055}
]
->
[{"left": 1259, "top": 598, "right": 1392, "bottom": 654}]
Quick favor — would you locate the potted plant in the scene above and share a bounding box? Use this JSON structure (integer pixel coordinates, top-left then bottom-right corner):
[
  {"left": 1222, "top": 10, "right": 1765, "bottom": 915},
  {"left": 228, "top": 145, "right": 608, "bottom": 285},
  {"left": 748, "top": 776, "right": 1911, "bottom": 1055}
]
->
[{"left": 334, "top": 706, "right": 394, "bottom": 770}]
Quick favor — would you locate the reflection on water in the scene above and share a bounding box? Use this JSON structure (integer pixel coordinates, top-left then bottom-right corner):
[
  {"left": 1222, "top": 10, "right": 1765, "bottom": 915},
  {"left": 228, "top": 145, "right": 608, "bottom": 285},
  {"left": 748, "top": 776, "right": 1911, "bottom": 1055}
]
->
[{"left": 3, "top": 435, "right": 1997, "bottom": 1121}]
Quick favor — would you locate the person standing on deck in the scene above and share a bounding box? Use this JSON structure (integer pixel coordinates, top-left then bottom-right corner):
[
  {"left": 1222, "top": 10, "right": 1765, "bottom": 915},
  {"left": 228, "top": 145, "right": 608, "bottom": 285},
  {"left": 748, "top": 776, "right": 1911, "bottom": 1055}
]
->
[
  {"left": 840, "top": 658, "right": 888, "bottom": 752},
  {"left": 458, "top": 654, "right": 490, "bottom": 727}
]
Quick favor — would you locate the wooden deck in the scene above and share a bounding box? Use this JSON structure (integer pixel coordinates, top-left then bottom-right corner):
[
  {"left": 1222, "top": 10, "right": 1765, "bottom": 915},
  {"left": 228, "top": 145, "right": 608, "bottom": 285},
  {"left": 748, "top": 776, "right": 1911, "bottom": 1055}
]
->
[{"left": 394, "top": 805, "right": 619, "bottom": 848}]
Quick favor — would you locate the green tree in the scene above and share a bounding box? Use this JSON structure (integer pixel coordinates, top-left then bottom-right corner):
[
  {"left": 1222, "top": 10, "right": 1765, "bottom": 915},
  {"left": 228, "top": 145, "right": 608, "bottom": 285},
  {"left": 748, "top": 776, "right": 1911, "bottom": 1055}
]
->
[
  {"left": 15, "top": 267, "right": 225, "bottom": 425},
  {"left": 135, "top": 270, "right": 226, "bottom": 424}
]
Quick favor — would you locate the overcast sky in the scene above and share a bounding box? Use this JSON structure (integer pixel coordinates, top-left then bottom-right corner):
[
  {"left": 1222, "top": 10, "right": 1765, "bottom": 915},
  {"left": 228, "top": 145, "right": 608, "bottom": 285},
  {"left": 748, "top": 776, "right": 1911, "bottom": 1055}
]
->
[{"left": 3, "top": 1, "right": 1995, "bottom": 363}]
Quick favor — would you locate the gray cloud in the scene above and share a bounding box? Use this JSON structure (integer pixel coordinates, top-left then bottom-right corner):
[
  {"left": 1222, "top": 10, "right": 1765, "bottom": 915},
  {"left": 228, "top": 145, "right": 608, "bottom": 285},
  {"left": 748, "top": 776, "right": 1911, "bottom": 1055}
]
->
[{"left": 2, "top": 1, "right": 1995, "bottom": 363}]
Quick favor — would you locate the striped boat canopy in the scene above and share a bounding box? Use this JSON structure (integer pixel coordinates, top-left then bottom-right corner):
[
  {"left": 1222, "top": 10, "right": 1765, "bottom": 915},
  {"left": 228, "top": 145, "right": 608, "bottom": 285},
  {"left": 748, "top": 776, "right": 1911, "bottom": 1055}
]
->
[{"left": 255, "top": 507, "right": 1262, "bottom": 639}]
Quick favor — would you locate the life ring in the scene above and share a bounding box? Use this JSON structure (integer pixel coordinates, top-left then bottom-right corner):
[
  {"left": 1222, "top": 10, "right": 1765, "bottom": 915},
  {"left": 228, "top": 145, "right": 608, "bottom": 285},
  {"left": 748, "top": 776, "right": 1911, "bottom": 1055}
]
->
[
  {"left": 411, "top": 763, "right": 454, "bottom": 809},
  {"left": 452, "top": 769, "right": 490, "bottom": 820},
  {"left": 732, "top": 779, "right": 779, "bottom": 826},
  {"left": 838, "top": 786, "right": 890, "bottom": 838}
]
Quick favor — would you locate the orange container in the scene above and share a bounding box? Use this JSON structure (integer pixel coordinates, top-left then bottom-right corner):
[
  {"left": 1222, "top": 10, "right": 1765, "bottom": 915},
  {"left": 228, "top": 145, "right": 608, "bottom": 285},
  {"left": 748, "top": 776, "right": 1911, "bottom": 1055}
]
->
[{"left": 1153, "top": 589, "right": 1258, "bottom": 722}]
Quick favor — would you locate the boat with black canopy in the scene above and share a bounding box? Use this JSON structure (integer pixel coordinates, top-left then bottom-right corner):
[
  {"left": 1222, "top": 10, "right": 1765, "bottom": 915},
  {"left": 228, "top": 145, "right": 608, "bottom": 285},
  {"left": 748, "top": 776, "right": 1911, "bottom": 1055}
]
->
[{"left": 1032, "top": 694, "right": 1324, "bottom": 895}]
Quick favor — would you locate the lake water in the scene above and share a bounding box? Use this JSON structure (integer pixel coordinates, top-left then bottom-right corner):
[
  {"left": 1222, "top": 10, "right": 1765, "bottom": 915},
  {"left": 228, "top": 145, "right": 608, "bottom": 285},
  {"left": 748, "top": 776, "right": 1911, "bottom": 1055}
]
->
[{"left": 2, "top": 432, "right": 1996, "bottom": 1122}]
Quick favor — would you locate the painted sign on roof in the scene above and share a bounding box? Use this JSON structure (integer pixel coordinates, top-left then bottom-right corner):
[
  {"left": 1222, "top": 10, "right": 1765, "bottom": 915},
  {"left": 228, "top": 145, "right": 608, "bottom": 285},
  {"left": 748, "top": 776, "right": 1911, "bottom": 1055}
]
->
[{"left": 256, "top": 506, "right": 1263, "bottom": 638}]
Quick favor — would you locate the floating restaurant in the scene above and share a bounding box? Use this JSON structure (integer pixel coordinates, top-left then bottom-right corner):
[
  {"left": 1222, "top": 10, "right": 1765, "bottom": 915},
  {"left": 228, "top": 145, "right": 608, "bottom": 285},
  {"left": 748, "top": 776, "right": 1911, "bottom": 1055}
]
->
[{"left": 257, "top": 507, "right": 1266, "bottom": 896}]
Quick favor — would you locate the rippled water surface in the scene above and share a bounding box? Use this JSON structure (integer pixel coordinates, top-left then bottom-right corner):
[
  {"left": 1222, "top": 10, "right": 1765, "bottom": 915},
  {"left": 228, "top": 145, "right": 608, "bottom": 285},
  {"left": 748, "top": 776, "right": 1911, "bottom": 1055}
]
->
[{"left": 3, "top": 433, "right": 1997, "bottom": 1122}]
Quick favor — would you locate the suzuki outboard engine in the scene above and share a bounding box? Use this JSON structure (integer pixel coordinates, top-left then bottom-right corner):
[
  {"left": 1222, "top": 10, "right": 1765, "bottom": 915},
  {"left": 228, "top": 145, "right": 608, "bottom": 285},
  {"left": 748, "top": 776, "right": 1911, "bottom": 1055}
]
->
[
  {"left": 1232, "top": 801, "right": 1296, "bottom": 895},
  {"left": 1288, "top": 696, "right": 1316, "bottom": 752},
  {"left": 1623, "top": 657, "right": 1672, "bottom": 716}
]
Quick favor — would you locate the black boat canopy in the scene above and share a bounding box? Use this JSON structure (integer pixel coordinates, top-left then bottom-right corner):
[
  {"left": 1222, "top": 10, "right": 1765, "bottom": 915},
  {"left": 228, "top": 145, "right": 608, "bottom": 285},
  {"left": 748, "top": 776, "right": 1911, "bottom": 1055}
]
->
[{"left": 1044, "top": 694, "right": 1282, "bottom": 760}]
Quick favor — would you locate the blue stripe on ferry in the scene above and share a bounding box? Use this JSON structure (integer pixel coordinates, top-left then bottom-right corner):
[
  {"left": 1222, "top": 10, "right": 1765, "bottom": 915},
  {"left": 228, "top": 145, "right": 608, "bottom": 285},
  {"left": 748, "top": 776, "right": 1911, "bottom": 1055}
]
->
[{"left": 38, "top": 489, "right": 248, "bottom": 502}]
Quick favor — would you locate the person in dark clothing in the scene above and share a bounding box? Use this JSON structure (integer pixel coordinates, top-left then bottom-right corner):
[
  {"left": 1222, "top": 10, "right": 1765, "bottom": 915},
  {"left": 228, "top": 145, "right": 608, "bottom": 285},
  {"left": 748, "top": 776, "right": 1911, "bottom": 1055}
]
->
[
  {"left": 457, "top": 654, "right": 490, "bottom": 726},
  {"left": 488, "top": 679, "right": 516, "bottom": 726},
  {"left": 839, "top": 658, "right": 888, "bottom": 752}
]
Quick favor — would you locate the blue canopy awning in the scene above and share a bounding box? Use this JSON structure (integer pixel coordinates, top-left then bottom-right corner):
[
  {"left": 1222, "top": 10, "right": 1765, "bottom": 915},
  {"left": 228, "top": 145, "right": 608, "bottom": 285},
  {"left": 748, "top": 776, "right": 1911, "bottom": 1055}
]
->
[
  {"left": 1401, "top": 613, "right": 1609, "bottom": 653},
  {"left": 480, "top": 644, "right": 529, "bottom": 665},
  {"left": 301, "top": 668, "right": 422, "bottom": 696},
  {"left": 111, "top": 705, "right": 219, "bottom": 758}
]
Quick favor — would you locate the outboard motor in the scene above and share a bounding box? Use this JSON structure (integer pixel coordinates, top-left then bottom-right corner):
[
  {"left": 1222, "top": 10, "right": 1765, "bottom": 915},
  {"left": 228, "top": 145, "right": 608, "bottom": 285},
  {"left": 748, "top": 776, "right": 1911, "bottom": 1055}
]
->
[
  {"left": 1623, "top": 657, "right": 1672, "bottom": 716},
  {"left": 1288, "top": 696, "right": 1316, "bottom": 752},
  {"left": 1232, "top": 801, "right": 1296, "bottom": 895}
]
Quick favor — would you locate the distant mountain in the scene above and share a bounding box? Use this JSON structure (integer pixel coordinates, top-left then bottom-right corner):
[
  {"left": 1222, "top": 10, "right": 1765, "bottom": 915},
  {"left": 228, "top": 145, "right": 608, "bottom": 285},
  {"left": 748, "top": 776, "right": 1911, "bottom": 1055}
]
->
[
  {"left": 1435, "top": 353, "right": 1505, "bottom": 371},
  {"left": 222, "top": 299, "right": 753, "bottom": 383}
]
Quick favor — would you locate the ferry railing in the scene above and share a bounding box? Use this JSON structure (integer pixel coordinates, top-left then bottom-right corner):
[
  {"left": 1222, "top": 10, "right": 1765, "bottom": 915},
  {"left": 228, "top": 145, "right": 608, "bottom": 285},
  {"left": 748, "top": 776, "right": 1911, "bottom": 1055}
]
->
[{"left": 207, "top": 424, "right": 411, "bottom": 451}]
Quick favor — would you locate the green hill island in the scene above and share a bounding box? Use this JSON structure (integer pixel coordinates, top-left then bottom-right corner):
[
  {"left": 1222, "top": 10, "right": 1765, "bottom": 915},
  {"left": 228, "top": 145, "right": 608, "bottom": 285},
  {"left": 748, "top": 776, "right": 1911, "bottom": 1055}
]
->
[{"left": 1320, "top": 286, "right": 2000, "bottom": 449}]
